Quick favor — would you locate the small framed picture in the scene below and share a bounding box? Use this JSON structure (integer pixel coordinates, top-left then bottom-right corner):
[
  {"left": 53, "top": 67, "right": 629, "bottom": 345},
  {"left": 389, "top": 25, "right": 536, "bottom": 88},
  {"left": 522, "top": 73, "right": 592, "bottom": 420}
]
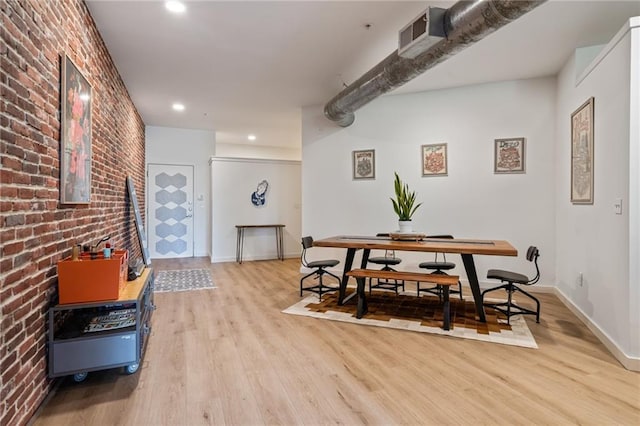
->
[
  {"left": 352, "top": 149, "right": 375, "bottom": 180},
  {"left": 422, "top": 143, "right": 447, "bottom": 176},
  {"left": 494, "top": 137, "right": 526, "bottom": 174}
]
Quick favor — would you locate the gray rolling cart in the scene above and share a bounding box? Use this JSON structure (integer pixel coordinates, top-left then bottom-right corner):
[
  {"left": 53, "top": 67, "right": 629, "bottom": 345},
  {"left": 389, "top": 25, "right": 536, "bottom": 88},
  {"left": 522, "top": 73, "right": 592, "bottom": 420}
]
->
[{"left": 48, "top": 268, "right": 155, "bottom": 382}]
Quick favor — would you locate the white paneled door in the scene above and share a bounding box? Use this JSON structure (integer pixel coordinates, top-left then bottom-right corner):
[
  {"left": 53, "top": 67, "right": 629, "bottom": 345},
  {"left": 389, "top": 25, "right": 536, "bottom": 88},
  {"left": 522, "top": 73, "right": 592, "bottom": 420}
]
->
[{"left": 148, "top": 164, "right": 194, "bottom": 258}]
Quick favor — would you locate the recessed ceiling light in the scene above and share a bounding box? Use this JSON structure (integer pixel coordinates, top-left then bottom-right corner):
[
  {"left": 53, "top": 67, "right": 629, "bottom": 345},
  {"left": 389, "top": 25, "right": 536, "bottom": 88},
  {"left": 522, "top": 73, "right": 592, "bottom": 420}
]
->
[
  {"left": 165, "top": 1, "right": 186, "bottom": 13},
  {"left": 247, "top": 134, "right": 257, "bottom": 141},
  {"left": 172, "top": 103, "right": 185, "bottom": 111}
]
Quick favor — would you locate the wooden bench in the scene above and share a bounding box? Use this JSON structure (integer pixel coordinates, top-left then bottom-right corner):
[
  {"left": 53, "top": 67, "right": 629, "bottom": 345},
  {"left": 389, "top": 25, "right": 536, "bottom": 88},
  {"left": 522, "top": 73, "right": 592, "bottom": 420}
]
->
[{"left": 346, "top": 269, "right": 460, "bottom": 330}]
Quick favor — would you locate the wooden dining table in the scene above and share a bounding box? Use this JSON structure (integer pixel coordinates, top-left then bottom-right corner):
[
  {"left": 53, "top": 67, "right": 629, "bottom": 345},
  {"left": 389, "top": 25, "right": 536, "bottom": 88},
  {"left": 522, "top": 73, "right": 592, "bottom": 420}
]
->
[{"left": 313, "top": 235, "right": 518, "bottom": 322}]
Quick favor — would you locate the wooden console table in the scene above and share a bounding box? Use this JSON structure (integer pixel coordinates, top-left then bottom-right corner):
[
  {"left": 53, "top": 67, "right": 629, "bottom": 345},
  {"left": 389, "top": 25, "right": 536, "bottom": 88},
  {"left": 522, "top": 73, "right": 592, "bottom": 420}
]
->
[{"left": 235, "top": 224, "right": 285, "bottom": 263}]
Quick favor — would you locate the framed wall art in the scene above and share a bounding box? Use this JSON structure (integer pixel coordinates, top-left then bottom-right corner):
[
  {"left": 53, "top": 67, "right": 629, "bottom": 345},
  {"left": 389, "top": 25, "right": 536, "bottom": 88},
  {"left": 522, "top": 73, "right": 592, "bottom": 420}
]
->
[
  {"left": 570, "top": 97, "right": 594, "bottom": 204},
  {"left": 60, "top": 54, "right": 92, "bottom": 204},
  {"left": 494, "top": 137, "right": 525, "bottom": 174},
  {"left": 352, "top": 149, "right": 375, "bottom": 180},
  {"left": 422, "top": 143, "right": 447, "bottom": 176}
]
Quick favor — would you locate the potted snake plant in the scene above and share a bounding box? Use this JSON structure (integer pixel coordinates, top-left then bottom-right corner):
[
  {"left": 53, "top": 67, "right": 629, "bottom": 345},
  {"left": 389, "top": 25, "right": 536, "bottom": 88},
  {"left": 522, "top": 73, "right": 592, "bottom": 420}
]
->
[{"left": 390, "top": 172, "right": 422, "bottom": 233}]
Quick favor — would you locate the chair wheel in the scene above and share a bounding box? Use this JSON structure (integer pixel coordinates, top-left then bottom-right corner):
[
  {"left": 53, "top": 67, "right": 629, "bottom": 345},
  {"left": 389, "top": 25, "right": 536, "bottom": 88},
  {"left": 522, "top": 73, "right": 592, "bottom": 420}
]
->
[
  {"left": 72, "top": 372, "right": 88, "bottom": 382},
  {"left": 124, "top": 363, "right": 139, "bottom": 374}
]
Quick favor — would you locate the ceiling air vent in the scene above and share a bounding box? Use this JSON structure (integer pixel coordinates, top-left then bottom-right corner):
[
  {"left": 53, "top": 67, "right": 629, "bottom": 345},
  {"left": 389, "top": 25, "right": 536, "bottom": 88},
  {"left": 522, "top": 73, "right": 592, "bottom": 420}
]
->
[{"left": 398, "top": 6, "right": 446, "bottom": 59}]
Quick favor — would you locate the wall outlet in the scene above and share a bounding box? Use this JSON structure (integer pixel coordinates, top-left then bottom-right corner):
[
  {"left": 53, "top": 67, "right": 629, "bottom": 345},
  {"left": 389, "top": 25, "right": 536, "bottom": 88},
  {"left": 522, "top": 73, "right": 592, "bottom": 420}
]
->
[{"left": 614, "top": 198, "right": 623, "bottom": 215}]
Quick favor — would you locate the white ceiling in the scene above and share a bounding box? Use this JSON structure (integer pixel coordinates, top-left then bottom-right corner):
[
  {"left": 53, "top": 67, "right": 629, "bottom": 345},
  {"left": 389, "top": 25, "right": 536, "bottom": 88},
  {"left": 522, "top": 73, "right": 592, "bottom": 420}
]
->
[{"left": 86, "top": 0, "right": 640, "bottom": 150}]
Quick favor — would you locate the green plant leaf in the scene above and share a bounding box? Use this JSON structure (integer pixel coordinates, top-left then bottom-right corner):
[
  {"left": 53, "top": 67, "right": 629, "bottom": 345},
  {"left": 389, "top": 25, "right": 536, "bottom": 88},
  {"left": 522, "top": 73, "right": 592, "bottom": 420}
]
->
[{"left": 390, "top": 172, "right": 422, "bottom": 221}]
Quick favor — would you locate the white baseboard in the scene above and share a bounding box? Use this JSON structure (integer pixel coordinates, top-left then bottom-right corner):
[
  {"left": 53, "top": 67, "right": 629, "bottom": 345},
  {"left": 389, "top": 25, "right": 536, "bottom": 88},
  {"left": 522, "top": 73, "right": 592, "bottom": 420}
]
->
[
  {"left": 552, "top": 287, "right": 640, "bottom": 371},
  {"left": 211, "top": 253, "right": 299, "bottom": 263}
]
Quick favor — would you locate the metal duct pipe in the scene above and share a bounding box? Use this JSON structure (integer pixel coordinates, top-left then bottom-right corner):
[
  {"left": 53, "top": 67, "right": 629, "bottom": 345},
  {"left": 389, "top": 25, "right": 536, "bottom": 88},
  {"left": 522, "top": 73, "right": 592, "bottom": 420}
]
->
[{"left": 324, "top": 0, "right": 546, "bottom": 127}]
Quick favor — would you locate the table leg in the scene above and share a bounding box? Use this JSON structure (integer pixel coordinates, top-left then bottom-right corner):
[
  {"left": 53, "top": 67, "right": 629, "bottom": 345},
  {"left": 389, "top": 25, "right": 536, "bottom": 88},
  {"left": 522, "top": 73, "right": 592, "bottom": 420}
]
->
[
  {"left": 461, "top": 253, "right": 486, "bottom": 322},
  {"left": 236, "top": 228, "right": 241, "bottom": 263},
  {"left": 338, "top": 248, "right": 356, "bottom": 305},
  {"left": 442, "top": 285, "right": 450, "bottom": 331},
  {"left": 338, "top": 248, "right": 369, "bottom": 305},
  {"left": 279, "top": 227, "right": 284, "bottom": 260},
  {"left": 356, "top": 276, "right": 368, "bottom": 319},
  {"left": 239, "top": 228, "right": 245, "bottom": 264},
  {"left": 360, "top": 248, "right": 371, "bottom": 268}
]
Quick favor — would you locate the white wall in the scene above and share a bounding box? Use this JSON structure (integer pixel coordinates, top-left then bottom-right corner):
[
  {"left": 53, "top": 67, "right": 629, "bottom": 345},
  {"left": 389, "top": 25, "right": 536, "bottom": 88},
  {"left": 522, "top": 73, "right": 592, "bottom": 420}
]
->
[
  {"left": 574, "top": 44, "right": 605, "bottom": 82},
  {"left": 555, "top": 18, "right": 639, "bottom": 363},
  {"left": 145, "top": 125, "right": 216, "bottom": 257},
  {"left": 211, "top": 157, "right": 301, "bottom": 262},
  {"left": 302, "top": 77, "right": 557, "bottom": 286},
  {"left": 216, "top": 142, "right": 301, "bottom": 161},
  {"left": 629, "top": 19, "right": 640, "bottom": 359}
]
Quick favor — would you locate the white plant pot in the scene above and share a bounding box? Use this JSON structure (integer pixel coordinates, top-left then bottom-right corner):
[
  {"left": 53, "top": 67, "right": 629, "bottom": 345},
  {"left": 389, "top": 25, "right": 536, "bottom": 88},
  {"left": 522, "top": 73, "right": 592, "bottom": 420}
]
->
[{"left": 398, "top": 220, "right": 413, "bottom": 233}]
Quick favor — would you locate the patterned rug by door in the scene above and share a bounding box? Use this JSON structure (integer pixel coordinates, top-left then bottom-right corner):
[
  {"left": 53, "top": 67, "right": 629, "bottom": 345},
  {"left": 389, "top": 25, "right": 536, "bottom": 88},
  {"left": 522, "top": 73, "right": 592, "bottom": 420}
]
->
[
  {"left": 283, "top": 291, "right": 537, "bottom": 348},
  {"left": 154, "top": 269, "right": 215, "bottom": 293}
]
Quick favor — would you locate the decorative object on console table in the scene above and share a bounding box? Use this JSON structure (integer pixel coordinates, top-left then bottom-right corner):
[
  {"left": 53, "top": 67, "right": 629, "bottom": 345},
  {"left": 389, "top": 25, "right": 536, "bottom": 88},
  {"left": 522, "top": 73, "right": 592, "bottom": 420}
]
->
[
  {"left": 422, "top": 143, "right": 447, "bottom": 176},
  {"left": 60, "top": 54, "right": 92, "bottom": 204},
  {"left": 57, "top": 249, "right": 128, "bottom": 304},
  {"left": 352, "top": 149, "right": 375, "bottom": 180},
  {"left": 390, "top": 172, "right": 422, "bottom": 233},
  {"left": 494, "top": 137, "right": 525, "bottom": 174},
  {"left": 570, "top": 97, "right": 595, "bottom": 204}
]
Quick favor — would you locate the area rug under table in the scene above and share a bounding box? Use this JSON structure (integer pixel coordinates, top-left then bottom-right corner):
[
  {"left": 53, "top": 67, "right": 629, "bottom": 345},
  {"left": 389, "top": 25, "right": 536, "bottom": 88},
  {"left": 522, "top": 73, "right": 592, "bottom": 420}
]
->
[
  {"left": 283, "top": 291, "right": 537, "bottom": 348},
  {"left": 154, "top": 269, "right": 215, "bottom": 293}
]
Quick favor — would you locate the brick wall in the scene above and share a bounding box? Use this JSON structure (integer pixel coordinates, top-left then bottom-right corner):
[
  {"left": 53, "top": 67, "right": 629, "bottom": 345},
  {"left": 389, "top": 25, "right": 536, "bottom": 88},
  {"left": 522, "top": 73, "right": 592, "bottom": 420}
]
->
[{"left": 0, "top": 1, "right": 146, "bottom": 424}]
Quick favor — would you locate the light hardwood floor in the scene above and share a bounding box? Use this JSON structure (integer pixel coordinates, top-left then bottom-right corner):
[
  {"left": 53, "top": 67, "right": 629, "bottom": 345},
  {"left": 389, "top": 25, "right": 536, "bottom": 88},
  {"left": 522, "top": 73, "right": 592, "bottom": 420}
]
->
[{"left": 33, "top": 258, "right": 640, "bottom": 425}]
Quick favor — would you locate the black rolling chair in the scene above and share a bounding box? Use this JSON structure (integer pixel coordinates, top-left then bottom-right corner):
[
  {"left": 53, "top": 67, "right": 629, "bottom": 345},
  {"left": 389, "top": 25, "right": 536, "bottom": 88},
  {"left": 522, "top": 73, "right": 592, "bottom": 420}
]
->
[
  {"left": 367, "top": 233, "right": 404, "bottom": 294},
  {"left": 417, "top": 235, "right": 463, "bottom": 301},
  {"left": 299, "top": 236, "right": 341, "bottom": 301},
  {"left": 482, "top": 246, "right": 541, "bottom": 324}
]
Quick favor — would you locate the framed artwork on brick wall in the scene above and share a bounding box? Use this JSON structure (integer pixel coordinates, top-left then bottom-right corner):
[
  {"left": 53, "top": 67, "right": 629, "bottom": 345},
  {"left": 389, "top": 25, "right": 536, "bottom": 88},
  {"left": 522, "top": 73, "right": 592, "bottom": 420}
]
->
[
  {"left": 571, "top": 97, "right": 595, "bottom": 204},
  {"left": 422, "top": 143, "right": 447, "bottom": 176},
  {"left": 494, "top": 137, "right": 525, "bottom": 174},
  {"left": 60, "top": 54, "right": 92, "bottom": 204}
]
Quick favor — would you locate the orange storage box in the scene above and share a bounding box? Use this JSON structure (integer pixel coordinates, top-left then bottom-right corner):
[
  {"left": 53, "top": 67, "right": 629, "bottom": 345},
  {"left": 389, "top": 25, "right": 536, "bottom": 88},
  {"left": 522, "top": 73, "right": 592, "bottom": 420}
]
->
[{"left": 57, "top": 250, "right": 128, "bottom": 304}]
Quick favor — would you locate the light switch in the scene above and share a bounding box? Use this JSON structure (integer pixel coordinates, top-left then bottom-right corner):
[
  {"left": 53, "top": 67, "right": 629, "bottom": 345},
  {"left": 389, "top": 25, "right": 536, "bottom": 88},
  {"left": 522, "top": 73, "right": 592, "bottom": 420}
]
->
[{"left": 614, "top": 198, "right": 623, "bottom": 215}]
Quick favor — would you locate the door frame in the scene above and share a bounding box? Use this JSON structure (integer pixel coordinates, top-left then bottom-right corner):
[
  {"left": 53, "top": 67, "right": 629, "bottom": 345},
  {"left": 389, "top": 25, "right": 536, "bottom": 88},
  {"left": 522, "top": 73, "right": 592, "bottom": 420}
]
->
[{"left": 146, "top": 163, "right": 195, "bottom": 259}]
